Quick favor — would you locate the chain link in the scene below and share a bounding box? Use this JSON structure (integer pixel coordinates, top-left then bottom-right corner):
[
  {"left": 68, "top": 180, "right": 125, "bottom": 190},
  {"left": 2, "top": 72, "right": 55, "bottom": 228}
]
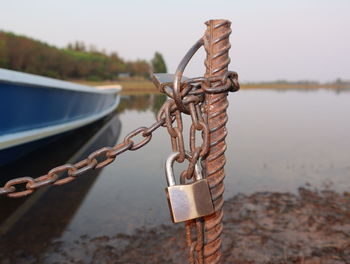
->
[
  {"left": 186, "top": 219, "right": 205, "bottom": 264},
  {"left": 0, "top": 71, "right": 228, "bottom": 198},
  {"left": 0, "top": 78, "right": 237, "bottom": 264},
  {"left": 0, "top": 111, "right": 170, "bottom": 198},
  {"left": 0, "top": 70, "right": 237, "bottom": 264},
  {"left": 0, "top": 21, "right": 240, "bottom": 264},
  {"left": 158, "top": 70, "right": 234, "bottom": 264}
]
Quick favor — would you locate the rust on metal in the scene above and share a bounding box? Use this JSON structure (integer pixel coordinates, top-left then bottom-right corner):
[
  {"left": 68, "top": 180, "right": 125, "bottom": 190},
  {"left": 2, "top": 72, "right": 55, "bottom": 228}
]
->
[
  {"left": 152, "top": 19, "right": 238, "bottom": 264},
  {"left": 202, "top": 19, "right": 232, "bottom": 264},
  {"left": 0, "top": 114, "right": 168, "bottom": 198},
  {"left": 0, "top": 19, "right": 240, "bottom": 264}
]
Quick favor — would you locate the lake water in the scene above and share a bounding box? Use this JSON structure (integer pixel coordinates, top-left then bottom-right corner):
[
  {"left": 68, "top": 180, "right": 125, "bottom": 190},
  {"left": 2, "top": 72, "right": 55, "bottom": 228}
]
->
[{"left": 0, "top": 88, "right": 349, "bottom": 261}]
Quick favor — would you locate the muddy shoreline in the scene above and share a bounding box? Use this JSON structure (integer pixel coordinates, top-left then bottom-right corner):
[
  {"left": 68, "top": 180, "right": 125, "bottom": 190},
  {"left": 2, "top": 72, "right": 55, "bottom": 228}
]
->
[{"left": 2, "top": 187, "right": 349, "bottom": 264}]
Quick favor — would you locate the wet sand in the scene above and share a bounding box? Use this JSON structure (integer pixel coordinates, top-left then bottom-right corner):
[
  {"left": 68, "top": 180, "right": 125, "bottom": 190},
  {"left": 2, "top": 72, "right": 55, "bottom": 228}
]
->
[{"left": 4, "top": 187, "right": 348, "bottom": 264}]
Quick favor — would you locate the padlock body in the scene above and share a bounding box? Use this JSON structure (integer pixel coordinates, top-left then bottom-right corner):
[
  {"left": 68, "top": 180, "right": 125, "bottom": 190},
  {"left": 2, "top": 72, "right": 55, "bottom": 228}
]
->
[{"left": 165, "top": 179, "right": 214, "bottom": 223}]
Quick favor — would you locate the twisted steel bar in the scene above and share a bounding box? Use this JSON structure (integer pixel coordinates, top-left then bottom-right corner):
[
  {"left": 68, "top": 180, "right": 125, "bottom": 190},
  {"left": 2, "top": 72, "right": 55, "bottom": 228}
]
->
[{"left": 202, "top": 19, "right": 232, "bottom": 264}]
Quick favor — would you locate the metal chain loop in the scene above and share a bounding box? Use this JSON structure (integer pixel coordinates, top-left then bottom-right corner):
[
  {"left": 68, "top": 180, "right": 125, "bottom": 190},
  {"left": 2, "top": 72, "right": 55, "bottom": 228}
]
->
[
  {"left": 189, "top": 102, "right": 210, "bottom": 158},
  {"left": 0, "top": 114, "right": 170, "bottom": 198},
  {"left": 164, "top": 103, "right": 181, "bottom": 137},
  {"left": 70, "top": 159, "right": 98, "bottom": 177},
  {"left": 186, "top": 147, "right": 201, "bottom": 180},
  {"left": 151, "top": 32, "right": 238, "bottom": 264},
  {"left": 0, "top": 186, "right": 15, "bottom": 196},
  {"left": 86, "top": 147, "right": 115, "bottom": 170},
  {"left": 0, "top": 72, "right": 237, "bottom": 264},
  {"left": 49, "top": 164, "right": 77, "bottom": 185},
  {"left": 124, "top": 127, "right": 152, "bottom": 151},
  {"left": 107, "top": 141, "right": 133, "bottom": 159},
  {"left": 159, "top": 99, "right": 187, "bottom": 163},
  {"left": 172, "top": 127, "right": 186, "bottom": 163},
  {"left": 3, "top": 177, "right": 35, "bottom": 198},
  {"left": 185, "top": 219, "right": 204, "bottom": 264},
  {"left": 0, "top": 23, "right": 239, "bottom": 264},
  {"left": 27, "top": 174, "right": 59, "bottom": 190}
]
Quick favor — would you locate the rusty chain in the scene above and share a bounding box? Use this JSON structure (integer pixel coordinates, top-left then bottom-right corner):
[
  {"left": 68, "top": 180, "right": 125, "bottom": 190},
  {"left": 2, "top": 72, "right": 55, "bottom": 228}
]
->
[
  {"left": 160, "top": 73, "right": 238, "bottom": 264},
  {"left": 0, "top": 71, "right": 238, "bottom": 199},
  {"left": 0, "top": 22, "right": 239, "bottom": 264},
  {"left": 0, "top": 131, "right": 146, "bottom": 198},
  {"left": 161, "top": 20, "right": 238, "bottom": 264},
  {"left": 0, "top": 118, "right": 163, "bottom": 198}
]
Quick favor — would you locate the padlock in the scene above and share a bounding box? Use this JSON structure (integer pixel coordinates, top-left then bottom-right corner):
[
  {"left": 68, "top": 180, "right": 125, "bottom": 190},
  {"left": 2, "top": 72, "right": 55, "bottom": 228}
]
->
[{"left": 165, "top": 152, "right": 214, "bottom": 223}]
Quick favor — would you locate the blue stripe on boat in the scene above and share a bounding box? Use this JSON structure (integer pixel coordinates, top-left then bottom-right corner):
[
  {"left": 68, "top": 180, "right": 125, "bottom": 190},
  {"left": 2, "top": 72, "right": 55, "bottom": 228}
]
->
[
  {"left": 0, "top": 82, "right": 117, "bottom": 135},
  {"left": 0, "top": 68, "right": 121, "bottom": 157}
]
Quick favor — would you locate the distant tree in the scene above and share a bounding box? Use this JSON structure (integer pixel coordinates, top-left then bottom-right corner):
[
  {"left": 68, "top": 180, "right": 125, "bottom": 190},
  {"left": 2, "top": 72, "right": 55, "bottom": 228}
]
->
[
  {"left": 151, "top": 52, "right": 167, "bottom": 73},
  {"left": 72, "top": 41, "right": 86, "bottom": 52},
  {"left": 151, "top": 94, "right": 167, "bottom": 116},
  {"left": 0, "top": 31, "right": 153, "bottom": 80},
  {"left": 128, "top": 60, "right": 151, "bottom": 78},
  {"left": 0, "top": 34, "right": 8, "bottom": 67},
  {"left": 335, "top": 78, "right": 342, "bottom": 84}
]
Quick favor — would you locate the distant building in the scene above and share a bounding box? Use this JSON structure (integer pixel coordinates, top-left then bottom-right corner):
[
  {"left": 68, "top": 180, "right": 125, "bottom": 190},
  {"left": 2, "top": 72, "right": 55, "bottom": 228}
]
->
[{"left": 119, "top": 73, "right": 130, "bottom": 78}]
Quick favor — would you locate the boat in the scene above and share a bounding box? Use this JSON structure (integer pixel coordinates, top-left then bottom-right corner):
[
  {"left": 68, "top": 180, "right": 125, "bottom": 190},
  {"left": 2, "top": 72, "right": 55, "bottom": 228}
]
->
[
  {"left": 0, "top": 114, "right": 122, "bottom": 249},
  {"left": 0, "top": 68, "right": 121, "bottom": 165}
]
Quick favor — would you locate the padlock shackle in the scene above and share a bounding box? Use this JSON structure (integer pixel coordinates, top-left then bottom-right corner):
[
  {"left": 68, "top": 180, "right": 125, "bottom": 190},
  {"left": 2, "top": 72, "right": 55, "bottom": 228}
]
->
[
  {"left": 165, "top": 151, "right": 202, "bottom": 187},
  {"left": 165, "top": 152, "right": 179, "bottom": 186}
]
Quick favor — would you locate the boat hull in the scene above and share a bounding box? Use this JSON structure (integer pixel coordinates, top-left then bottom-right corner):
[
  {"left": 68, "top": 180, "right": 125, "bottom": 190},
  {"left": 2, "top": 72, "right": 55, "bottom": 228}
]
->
[{"left": 0, "top": 68, "right": 121, "bottom": 163}]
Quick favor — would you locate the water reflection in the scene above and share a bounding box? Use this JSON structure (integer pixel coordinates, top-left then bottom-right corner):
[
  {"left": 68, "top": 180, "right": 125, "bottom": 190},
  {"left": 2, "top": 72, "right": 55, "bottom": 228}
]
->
[
  {"left": 117, "top": 94, "right": 167, "bottom": 116},
  {"left": 0, "top": 88, "right": 349, "bottom": 263},
  {"left": 0, "top": 114, "right": 121, "bottom": 261},
  {"left": 247, "top": 86, "right": 350, "bottom": 94}
]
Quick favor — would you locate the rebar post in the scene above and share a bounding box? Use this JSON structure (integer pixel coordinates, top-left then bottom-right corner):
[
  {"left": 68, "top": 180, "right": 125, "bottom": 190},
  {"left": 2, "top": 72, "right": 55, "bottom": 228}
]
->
[{"left": 202, "top": 19, "right": 232, "bottom": 264}]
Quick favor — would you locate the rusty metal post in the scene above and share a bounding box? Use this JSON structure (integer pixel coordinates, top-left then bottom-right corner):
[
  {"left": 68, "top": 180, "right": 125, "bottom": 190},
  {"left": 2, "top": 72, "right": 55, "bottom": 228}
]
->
[{"left": 202, "top": 19, "right": 232, "bottom": 264}]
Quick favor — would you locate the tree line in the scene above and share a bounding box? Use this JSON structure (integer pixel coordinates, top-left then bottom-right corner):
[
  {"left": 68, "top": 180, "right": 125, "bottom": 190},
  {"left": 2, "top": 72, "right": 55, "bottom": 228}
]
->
[{"left": 0, "top": 31, "right": 167, "bottom": 81}]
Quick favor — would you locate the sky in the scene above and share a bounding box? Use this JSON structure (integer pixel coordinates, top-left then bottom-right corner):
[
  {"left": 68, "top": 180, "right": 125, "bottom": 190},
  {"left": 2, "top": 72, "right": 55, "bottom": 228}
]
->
[{"left": 0, "top": 0, "right": 349, "bottom": 82}]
